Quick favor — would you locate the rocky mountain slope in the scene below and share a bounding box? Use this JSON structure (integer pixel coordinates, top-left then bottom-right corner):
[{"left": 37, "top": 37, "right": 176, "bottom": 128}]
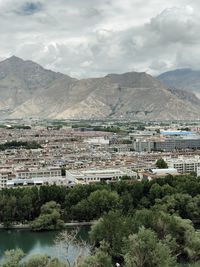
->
[
  {"left": 157, "top": 69, "right": 200, "bottom": 94},
  {"left": 0, "top": 56, "right": 200, "bottom": 120},
  {"left": 0, "top": 56, "right": 74, "bottom": 111}
]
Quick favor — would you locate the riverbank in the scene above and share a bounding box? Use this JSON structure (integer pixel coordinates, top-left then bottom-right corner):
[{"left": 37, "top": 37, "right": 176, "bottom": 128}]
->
[
  {"left": 0, "top": 228, "right": 90, "bottom": 262},
  {"left": 0, "top": 221, "right": 96, "bottom": 229}
]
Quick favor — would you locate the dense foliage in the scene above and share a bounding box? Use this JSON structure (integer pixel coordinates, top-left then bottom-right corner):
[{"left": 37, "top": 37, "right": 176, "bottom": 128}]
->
[
  {"left": 2, "top": 175, "right": 200, "bottom": 265},
  {"left": 0, "top": 249, "right": 66, "bottom": 267},
  {"left": 31, "top": 201, "right": 64, "bottom": 231},
  {"left": 1, "top": 175, "right": 200, "bottom": 226}
]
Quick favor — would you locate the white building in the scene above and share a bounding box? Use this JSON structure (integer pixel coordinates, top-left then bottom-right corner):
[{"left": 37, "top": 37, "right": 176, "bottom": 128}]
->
[
  {"left": 150, "top": 168, "right": 178, "bottom": 175},
  {"left": 84, "top": 137, "right": 110, "bottom": 145},
  {"left": 139, "top": 168, "right": 178, "bottom": 181},
  {"left": 0, "top": 173, "right": 8, "bottom": 189},
  {"left": 7, "top": 177, "right": 70, "bottom": 188},
  {"left": 15, "top": 167, "right": 62, "bottom": 179},
  {"left": 66, "top": 168, "right": 137, "bottom": 184},
  {"left": 0, "top": 170, "right": 13, "bottom": 189},
  {"left": 165, "top": 156, "right": 200, "bottom": 174}
]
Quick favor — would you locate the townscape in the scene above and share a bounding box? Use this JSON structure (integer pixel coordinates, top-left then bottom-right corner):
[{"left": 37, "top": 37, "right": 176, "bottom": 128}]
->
[
  {"left": 0, "top": 119, "right": 200, "bottom": 189},
  {"left": 2, "top": 119, "right": 200, "bottom": 266},
  {"left": 2, "top": 0, "right": 200, "bottom": 266}
]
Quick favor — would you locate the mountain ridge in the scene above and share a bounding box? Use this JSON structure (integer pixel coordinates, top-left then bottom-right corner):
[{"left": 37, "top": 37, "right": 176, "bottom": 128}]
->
[
  {"left": 0, "top": 56, "right": 200, "bottom": 120},
  {"left": 157, "top": 68, "right": 200, "bottom": 94}
]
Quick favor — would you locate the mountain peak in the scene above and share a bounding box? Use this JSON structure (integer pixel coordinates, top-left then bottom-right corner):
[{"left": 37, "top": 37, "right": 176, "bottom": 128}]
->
[
  {"left": 9, "top": 55, "right": 21, "bottom": 60},
  {"left": 5, "top": 55, "right": 24, "bottom": 63},
  {"left": 2, "top": 56, "right": 43, "bottom": 68},
  {"left": 0, "top": 55, "right": 67, "bottom": 97}
]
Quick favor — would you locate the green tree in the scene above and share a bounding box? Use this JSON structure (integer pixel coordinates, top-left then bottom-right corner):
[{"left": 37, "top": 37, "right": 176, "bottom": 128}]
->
[
  {"left": 186, "top": 195, "right": 200, "bottom": 221},
  {"left": 87, "top": 189, "right": 120, "bottom": 217},
  {"left": 149, "top": 183, "right": 163, "bottom": 201},
  {"left": 1, "top": 249, "right": 24, "bottom": 267},
  {"left": 131, "top": 209, "right": 200, "bottom": 262},
  {"left": 155, "top": 158, "right": 168, "bottom": 169},
  {"left": 72, "top": 189, "right": 120, "bottom": 220},
  {"left": 23, "top": 255, "right": 67, "bottom": 267},
  {"left": 31, "top": 201, "right": 64, "bottom": 231},
  {"left": 1, "top": 250, "right": 67, "bottom": 267},
  {"left": 81, "top": 241, "right": 113, "bottom": 267},
  {"left": 90, "top": 211, "right": 131, "bottom": 258},
  {"left": 2, "top": 196, "right": 17, "bottom": 227},
  {"left": 123, "top": 227, "right": 176, "bottom": 267},
  {"left": 154, "top": 193, "right": 193, "bottom": 218}
]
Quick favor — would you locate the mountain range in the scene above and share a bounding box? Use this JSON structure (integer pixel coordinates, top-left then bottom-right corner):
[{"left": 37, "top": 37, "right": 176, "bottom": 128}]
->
[
  {"left": 157, "top": 69, "right": 200, "bottom": 93},
  {"left": 0, "top": 56, "right": 200, "bottom": 120}
]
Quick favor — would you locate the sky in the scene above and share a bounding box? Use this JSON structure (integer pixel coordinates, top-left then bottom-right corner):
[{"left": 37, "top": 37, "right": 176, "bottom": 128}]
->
[{"left": 0, "top": 0, "right": 199, "bottom": 78}]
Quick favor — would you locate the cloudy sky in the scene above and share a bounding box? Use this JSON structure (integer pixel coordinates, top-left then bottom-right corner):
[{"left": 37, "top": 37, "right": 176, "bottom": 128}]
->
[{"left": 0, "top": 0, "right": 199, "bottom": 78}]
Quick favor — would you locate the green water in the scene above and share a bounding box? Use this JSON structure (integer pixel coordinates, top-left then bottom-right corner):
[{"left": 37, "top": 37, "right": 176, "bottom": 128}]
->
[{"left": 0, "top": 228, "right": 89, "bottom": 263}]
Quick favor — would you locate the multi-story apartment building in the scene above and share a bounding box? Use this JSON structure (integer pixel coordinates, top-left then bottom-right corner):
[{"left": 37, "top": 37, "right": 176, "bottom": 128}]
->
[
  {"left": 133, "top": 138, "right": 200, "bottom": 152},
  {"left": 0, "top": 170, "right": 13, "bottom": 189},
  {"left": 154, "top": 138, "right": 200, "bottom": 151},
  {"left": 165, "top": 156, "right": 200, "bottom": 173},
  {"left": 0, "top": 174, "right": 8, "bottom": 189},
  {"left": 133, "top": 141, "right": 153, "bottom": 152}
]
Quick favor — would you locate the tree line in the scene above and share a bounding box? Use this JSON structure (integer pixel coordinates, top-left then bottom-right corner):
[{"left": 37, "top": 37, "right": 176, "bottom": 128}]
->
[
  {"left": 0, "top": 141, "right": 41, "bottom": 150},
  {"left": 1, "top": 174, "right": 200, "bottom": 226}
]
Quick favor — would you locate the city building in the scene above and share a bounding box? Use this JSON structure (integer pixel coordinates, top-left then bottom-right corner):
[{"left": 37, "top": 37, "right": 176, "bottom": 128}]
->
[
  {"left": 139, "top": 168, "right": 178, "bottom": 180},
  {"left": 6, "top": 177, "right": 70, "bottom": 188},
  {"left": 15, "top": 167, "right": 62, "bottom": 179},
  {"left": 84, "top": 137, "right": 110, "bottom": 145},
  {"left": 165, "top": 156, "right": 200, "bottom": 173},
  {"left": 153, "top": 138, "right": 200, "bottom": 151},
  {"left": 66, "top": 168, "right": 137, "bottom": 184},
  {"left": 133, "top": 141, "right": 153, "bottom": 152},
  {"left": 0, "top": 170, "right": 13, "bottom": 189}
]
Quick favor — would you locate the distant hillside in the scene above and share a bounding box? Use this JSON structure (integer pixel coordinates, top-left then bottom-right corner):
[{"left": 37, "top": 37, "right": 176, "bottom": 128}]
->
[
  {"left": 0, "top": 56, "right": 200, "bottom": 120},
  {"left": 0, "top": 56, "right": 74, "bottom": 111},
  {"left": 157, "top": 69, "right": 200, "bottom": 93}
]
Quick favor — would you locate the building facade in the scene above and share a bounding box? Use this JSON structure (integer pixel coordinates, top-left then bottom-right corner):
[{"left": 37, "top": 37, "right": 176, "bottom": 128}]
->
[
  {"left": 165, "top": 156, "right": 200, "bottom": 173},
  {"left": 15, "top": 167, "right": 62, "bottom": 179},
  {"left": 66, "top": 168, "right": 137, "bottom": 184}
]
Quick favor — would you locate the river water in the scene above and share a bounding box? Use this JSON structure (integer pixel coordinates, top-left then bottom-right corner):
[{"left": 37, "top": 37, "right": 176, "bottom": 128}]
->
[{"left": 0, "top": 228, "right": 90, "bottom": 263}]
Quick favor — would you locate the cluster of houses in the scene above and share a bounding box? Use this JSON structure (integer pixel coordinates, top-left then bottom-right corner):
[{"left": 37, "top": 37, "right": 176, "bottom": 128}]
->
[{"left": 0, "top": 124, "right": 200, "bottom": 189}]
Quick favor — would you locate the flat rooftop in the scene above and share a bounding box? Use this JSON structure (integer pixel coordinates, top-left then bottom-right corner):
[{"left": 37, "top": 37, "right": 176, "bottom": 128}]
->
[{"left": 161, "top": 131, "right": 195, "bottom": 135}]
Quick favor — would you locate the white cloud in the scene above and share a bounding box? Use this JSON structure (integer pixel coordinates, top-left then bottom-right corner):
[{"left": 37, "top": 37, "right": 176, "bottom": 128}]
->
[{"left": 0, "top": 0, "right": 200, "bottom": 77}]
